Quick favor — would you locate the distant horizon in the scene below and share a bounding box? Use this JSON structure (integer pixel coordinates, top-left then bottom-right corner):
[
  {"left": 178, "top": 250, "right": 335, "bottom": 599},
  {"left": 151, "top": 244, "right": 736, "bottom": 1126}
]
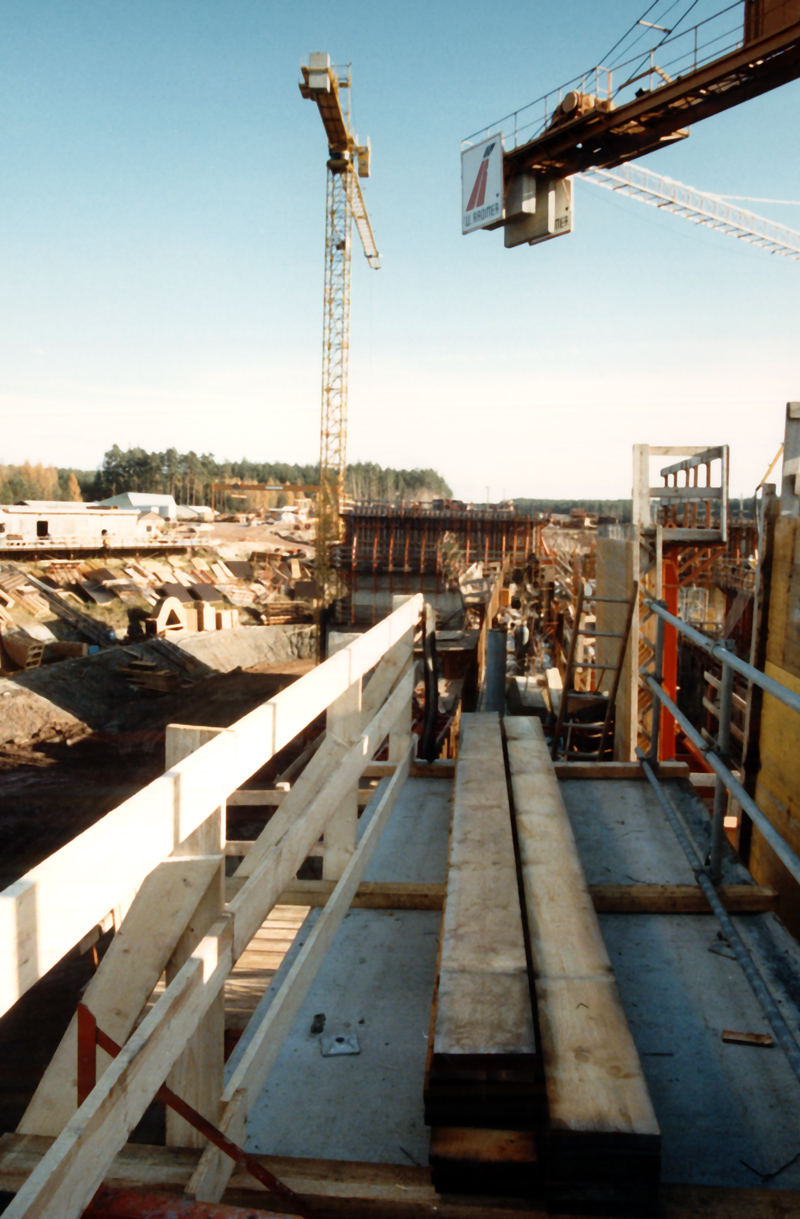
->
[
  {"left": 0, "top": 449, "right": 774, "bottom": 506},
  {"left": 2, "top": 2, "right": 796, "bottom": 505}
]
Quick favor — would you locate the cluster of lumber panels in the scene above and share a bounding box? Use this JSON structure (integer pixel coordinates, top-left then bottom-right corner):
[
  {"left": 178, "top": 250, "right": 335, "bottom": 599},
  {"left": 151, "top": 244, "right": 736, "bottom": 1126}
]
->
[
  {"left": 426, "top": 713, "right": 660, "bottom": 1209},
  {"left": 425, "top": 714, "right": 541, "bottom": 1194}
]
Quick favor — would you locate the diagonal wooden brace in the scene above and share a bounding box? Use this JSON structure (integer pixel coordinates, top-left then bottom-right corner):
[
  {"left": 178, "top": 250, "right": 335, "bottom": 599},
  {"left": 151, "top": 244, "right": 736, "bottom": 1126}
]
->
[{"left": 75, "top": 1005, "right": 319, "bottom": 1219}]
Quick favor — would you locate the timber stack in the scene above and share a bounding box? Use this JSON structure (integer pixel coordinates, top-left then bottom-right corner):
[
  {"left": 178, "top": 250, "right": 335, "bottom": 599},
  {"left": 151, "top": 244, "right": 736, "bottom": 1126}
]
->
[{"left": 426, "top": 712, "right": 661, "bottom": 1210}]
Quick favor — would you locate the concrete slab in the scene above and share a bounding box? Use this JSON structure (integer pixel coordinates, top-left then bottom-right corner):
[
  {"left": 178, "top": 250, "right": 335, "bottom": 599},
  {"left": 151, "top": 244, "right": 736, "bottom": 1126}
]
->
[
  {"left": 228, "top": 776, "right": 452, "bottom": 1166},
  {"left": 176, "top": 624, "right": 315, "bottom": 671},
  {"left": 562, "top": 778, "right": 800, "bottom": 1190}
]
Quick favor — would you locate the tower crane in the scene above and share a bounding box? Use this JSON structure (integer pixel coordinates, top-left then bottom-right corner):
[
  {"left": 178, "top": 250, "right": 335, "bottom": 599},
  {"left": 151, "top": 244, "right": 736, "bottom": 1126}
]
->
[
  {"left": 461, "top": 0, "right": 800, "bottom": 248},
  {"left": 300, "top": 53, "right": 380, "bottom": 619}
]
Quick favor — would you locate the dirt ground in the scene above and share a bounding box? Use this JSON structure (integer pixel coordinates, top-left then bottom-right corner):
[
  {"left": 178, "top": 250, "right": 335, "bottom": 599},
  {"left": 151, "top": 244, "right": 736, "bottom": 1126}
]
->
[
  {"left": 0, "top": 658, "right": 316, "bottom": 888},
  {"left": 0, "top": 655, "right": 319, "bottom": 1138}
]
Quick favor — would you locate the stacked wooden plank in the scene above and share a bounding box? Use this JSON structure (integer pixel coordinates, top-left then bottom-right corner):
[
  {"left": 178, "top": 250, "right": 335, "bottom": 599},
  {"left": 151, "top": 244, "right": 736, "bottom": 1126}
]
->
[
  {"left": 425, "top": 713, "right": 542, "bottom": 1160},
  {"left": 118, "top": 660, "right": 184, "bottom": 693},
  {"left": 505, "top": 716, "right": 661, "bottom": 1211}
]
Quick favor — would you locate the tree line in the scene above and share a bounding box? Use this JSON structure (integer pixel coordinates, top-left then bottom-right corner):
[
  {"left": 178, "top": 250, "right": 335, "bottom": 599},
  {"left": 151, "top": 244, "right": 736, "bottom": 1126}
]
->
[
  {"left": 0, "top": 463, "right": 84, "bottom": 505},
  {"left": 41, "top": 446, "right": 454, "bottom": 507},
  {"left": 513, "top": 498, "right": 633, "bottom": 521}
]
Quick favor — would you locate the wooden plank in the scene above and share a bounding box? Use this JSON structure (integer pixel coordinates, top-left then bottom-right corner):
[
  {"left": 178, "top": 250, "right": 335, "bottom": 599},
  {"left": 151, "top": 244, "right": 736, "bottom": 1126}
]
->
[
  {"left": 505, "top": 716, "right": 660, "bottom": 1210},
  {"left": 554, "top": 761, "right": 689, "bottom": 780},
  {"left": 184, "top": 1087, "right": 248, "bottom": 1206},
  {"left": 234, "top": 632, "right": 414, "bottom": 884},
  {"left": 589, "top": 883, "right": 778, "bottom": 914},
  {"left": 429, "top": 1127, "right": 539, "bottom": 1196},
  {"left": 0, "top": 594, "right": 424, "bottom": 1019},
  {"left": 429, "top": 713, "right": 537, "bottom": 1129},
  {"left": 229, "top": 670, "right": 413, "bottom": 960},
  {"left": 364, "top": 760, "right": 455, "bottom": 779},
  {"left": 187, "top": 744, "right": 414, "bottom": 1202},
  {"left": 17, "top": 856, "right": 220, "bottom": 1138},
  {"left": 227, "top": 791, "right": 375, "bottom": 808},
  {"left": 721, "top": 1029, "right": 774, "bottom": 1047},
  {"left": 276, "top": 879, "right": 446, "bottom": 910},
  {"left": 323, "top": 633, "right": 362, "bottom": 882},
  {"left": 387, "top": 600, "right": 414, "bottom": 763},
  {"left": 2, "top": 1138, "right": 798, "bottom": 1219},
  {"left": 3, "top": 919, "right": 235, "bottom": 1219},
  {"left": 163, "top": 728, "right": 226, "bottom": 1149},
  {"left": 2, "top": 667, "right": 416, "bottom": 1219}
]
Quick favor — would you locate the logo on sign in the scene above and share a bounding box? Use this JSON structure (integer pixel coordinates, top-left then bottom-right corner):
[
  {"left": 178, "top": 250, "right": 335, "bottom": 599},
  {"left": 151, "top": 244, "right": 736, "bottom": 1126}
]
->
[
  {"left": 462, "top": 136, "right": 503, "bottom": 233},
  {"left": 466, "top": 142, "right": 496, "bottom": 211}
]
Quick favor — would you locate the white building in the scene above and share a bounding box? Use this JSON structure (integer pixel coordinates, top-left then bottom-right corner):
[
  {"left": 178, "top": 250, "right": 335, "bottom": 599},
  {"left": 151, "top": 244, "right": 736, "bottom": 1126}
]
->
[
  {"left": 175, "top": 504, "right": 214, "bottom": 522},
  {"left": 97, "top": 492, "right": 178, "bottom": 520},
  {"left": 0, "top": 502, "right": 141, "bottom": 542}
]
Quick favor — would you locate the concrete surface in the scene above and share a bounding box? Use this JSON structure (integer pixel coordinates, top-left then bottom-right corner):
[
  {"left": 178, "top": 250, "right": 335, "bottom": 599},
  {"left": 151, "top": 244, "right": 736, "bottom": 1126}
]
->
[
  {"left": 229, "top": 766, "right": 800, "bottom": 1189},
  {"left": 562, "top": 778, "right": 800, "bottom": 1189},
  {"left": 229, "top": 775, "right": 452, "bottom": 1166},
  {"left": 176, "top": 624, "right": 315, "bottom": 671}
]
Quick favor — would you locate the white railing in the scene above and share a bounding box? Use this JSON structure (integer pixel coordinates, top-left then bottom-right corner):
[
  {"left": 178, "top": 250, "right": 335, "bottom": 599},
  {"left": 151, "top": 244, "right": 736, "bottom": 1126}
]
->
[{"left": 1, "top": 594, "right": 422, "bottom": 1218}]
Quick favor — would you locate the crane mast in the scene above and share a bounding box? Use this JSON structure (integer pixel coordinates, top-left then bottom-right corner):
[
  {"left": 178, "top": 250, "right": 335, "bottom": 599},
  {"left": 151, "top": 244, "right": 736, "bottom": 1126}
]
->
[{"left": 300, "top": 54, "right": 379, "bottom": 620}]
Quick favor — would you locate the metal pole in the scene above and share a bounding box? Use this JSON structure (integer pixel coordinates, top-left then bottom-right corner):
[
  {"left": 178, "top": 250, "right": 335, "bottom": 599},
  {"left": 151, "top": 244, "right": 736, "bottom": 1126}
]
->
[
  {"left": 636, "top": 755, "right": 800, "bottom": 1089},
  {"left": 643, "top": 673, "right": 800, "bottom": 888},
  {"left": 644, "top": 597, "right": 800, "bottom": 718},
  {"left": 648, "top": 602, "right": 667, "bottom": 762},
  {"left": 709, "top": 643, "right": 735, "bottom": 883}
]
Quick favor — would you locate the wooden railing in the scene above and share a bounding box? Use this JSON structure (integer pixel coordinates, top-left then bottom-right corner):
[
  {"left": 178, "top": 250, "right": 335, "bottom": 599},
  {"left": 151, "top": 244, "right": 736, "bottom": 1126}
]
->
[{"left": 0, "top": 593, "right": 423, "bottom": 1219}]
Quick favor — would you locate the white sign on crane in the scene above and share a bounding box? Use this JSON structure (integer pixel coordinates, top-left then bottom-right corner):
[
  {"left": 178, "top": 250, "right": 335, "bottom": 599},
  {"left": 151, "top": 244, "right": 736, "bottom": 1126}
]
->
[{"left": 461, "top": 135, "right": 504, "bottom": 233}]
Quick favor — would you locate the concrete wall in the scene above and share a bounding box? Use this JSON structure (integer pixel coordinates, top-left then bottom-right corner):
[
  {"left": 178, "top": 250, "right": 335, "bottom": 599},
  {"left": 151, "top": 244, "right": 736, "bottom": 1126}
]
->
[{"left": 596, "top": 527, "right": 639, "bottom": 761}]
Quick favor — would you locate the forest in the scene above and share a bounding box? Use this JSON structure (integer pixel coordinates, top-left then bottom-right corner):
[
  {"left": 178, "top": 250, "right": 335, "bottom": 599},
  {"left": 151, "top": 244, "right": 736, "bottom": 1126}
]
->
[
  {"left": 0, "top": 448, "right": 452, "bottom": 508},
  {"left": 0, "top": 463, "right": 84, "bottom": 505}
]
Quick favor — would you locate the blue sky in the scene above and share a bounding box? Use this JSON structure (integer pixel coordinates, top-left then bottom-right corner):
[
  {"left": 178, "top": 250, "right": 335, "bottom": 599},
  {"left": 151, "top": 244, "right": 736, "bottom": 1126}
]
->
[{"left": 1, "top": 1, "right": 798, "bottom": 500}]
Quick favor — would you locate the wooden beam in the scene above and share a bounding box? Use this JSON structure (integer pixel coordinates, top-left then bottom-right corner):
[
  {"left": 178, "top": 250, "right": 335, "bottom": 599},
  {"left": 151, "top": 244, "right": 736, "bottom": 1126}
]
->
[
  {"left": 163, "top": 728, "right": 226, "bottom": 1149},
  {"left": 2, "top": 1139, "right": 798, "bottom": 1219},
  {"left": 228, "top": 790, "right": 375, "bottom": 808},
  {"left": 387, "top": 600, "right": 414, "bottom": 765},
  {"left": 428, "top": 713, "right": 537, "bottom": 1130},
  {"left": 2, "top": 668, "right": 416, "bottom": 1219},
  {"left": 276, "top": 879, "right": 446, "bottom": 909},
  {"left": 229, "top": 669, "right": 414, "bottom": 959},
  {"left": 323, "top": 633, "right": 363, "bottom": 882},
  {"left": 553, "top": 761, "right": 689, "bottom": 780},
  {"left": 234, "top": 631, "right": 415, "bottom": 884},
  {"left": 589, "top": 883, "right": 778, "bottom": 914},
  {"left": 188, "top": 744, "right": 415, "bottom": 1202},
  {"left": 17, "top": 856, "right": 221, "bottom": 1138},
  {"left": 505, "top": 717, "right": 660, "bottom": 1210},
  {"left": 3, "top": 918, "right": 235, "bottom": 1219},
  {"left": 229, "top": 879, "right": 777, "bottom": 915},
  {"left": 0, "top": 594, "right": 424, "bottom": 1019},
  {"left": 363, "top": 760, "right": 456, "bottom": 779}
]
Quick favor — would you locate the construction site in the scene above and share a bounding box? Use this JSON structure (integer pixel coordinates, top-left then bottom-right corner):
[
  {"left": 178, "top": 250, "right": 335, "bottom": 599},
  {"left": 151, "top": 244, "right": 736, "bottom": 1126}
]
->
[{"left": 2, "top": 1, "right": 800, "bottom": 1217}]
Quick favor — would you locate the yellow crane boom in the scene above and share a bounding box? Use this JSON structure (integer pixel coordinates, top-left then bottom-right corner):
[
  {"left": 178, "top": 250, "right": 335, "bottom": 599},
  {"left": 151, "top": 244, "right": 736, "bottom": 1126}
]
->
[{"left": 300, "top": 53, "right": 380, "bottom": 627}]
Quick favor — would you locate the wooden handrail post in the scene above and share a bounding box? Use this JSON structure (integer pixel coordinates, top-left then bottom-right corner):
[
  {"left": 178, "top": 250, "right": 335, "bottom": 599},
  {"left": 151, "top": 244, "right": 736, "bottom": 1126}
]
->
[
  {"left": 163, "top": 725, "right": 227, "bottom": 1147},
  {"left": 388, "top": 595, "right": 415, "bottom": 765},
  {"left": 323, "top": 633, "right": 363, "bottom": 880}
]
